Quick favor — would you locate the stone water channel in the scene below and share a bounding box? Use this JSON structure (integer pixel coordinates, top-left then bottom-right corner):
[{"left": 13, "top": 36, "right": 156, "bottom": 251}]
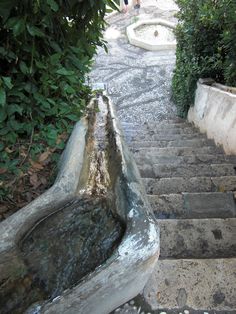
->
[
  {"left": 0, "top": 98, "right": 125, "bottom": 313},
  {"left": 0, "top": 94, "right": 159, "bottom": 313}
]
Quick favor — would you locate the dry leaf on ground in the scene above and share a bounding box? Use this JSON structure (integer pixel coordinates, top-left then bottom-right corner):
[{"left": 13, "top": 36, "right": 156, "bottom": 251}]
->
[{"left": 29, "top": 173, "right": 41, "bottom": 189}]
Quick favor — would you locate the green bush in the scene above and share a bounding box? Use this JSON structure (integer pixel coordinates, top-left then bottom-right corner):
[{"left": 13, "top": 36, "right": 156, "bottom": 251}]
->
[
  {"left": 172, "top": 0, "right": 236, "bottom": 117},
  {"left": 0, "top": 0, "right": 118, "bottom": 200}
]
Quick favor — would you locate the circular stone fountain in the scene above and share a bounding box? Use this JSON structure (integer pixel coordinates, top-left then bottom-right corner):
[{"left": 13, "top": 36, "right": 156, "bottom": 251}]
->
[{"left": 127, "top": 18, "right": 176, "bottom": 51}]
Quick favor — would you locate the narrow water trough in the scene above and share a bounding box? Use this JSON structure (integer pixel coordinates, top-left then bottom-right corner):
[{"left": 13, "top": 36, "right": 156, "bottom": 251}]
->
[{"left": 0, "top": 94, "right": 159, "bottom": 314}]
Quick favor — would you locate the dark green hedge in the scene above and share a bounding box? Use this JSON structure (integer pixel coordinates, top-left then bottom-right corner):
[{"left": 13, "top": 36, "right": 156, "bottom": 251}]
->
[
  {"left": 172, "top": 0, "right": 236, "bottom": 117},
  {"left": 0, "top": 0, "right": 118, "bottom": 198}
]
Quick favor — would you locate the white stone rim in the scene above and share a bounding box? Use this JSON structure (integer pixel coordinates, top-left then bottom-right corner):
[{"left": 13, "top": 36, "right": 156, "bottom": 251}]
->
[{"left": 127, "top": 18, "right": 177, "bottom": 51}]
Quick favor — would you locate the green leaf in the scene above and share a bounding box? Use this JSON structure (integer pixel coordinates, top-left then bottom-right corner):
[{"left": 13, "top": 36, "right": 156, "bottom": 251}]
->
[
  {"left": 47, "top": 0, "right": 59, "bottom": 12},
  {"left": 56, "top": 141, "right": 65, "bottom": 149},
  {"left": 66, "top": 114, "right": 78, "bottom": 121},
  {"left": 2, "top": 76, "right": 13, "bottom": 89},
  {"left": 49, "top": 41, "right": 62, "bottom": 53},
  {"left": 7, "top": 104, "right": 23, "bottom": 116},
  {"left": 49, "top": 53, "right": 61, "bottom": 65},
  {"left": 64, "top": 84, "right": 75, "bottom": 94},
  {"left": 9, "top": 118, "right": 23, "bottom": 131},
  {"left": 7, "top": 17, "right": 25, "bottom": 36},
  {"left": 24, "top": 82, "right": 37, "bottom": 93},
  {"left": 0, "top": 108, "right": 7, "bottom": 122},
  {"left": 0, "top": 126, "right": 9, "bottom": 136},
  {"left": 0, "top": 88, "right": 6, "bottom": 107},
  {"left": 26, "top": 25, "right": 45, "bottom": 37},
  {"left": 19, "top": 61, "right": 28, "bottom": 75},
  {"left": 56, "top": 68, "right": 74, "bottom": 76},
  {"left": 5, "top": 131, "right": 17, "bottom": 144},
  {"left": 35, "top": 60, "right": 47, "bottom": 69},
  {"left": 0, "top": 47, "right": 7, "bottom": 57}
]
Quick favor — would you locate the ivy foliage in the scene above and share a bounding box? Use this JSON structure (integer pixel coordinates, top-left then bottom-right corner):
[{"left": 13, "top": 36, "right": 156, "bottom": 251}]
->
[
  {"left": 172, "top": 0, "right": 236, "bottom": 117},
  {"left": 0, "top": 0, "right": 119, "bottom": 201}
]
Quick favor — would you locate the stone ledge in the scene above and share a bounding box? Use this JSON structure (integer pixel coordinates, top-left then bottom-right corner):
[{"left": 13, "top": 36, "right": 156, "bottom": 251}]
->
[{"left": 126, "top": 19, "right": 176, "bottom": 51}]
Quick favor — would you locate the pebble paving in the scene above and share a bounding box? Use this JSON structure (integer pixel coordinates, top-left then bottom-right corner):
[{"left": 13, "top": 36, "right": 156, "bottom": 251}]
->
[{"left": 89, "top": 0, "right": 178, "bottom": 125}]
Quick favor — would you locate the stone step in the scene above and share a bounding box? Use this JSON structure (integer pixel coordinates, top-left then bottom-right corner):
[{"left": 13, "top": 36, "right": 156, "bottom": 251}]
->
[
  {"left": 125, "top": 133, "right": 208, "bottom": 142},
  {"left": 141, "top": 258, "right": 236, "bottom": 312},
  {"left": 129, "top": 138, "right": 215, "bottom": 148},
  {"left": 135, "top": 154, "right": 236, "bottom": 166},
  {"left": 138, "top": 163, "right": 236, "bottom": 178},
  {"left": 125, "top": 126, "right": 199, "bottom": 136},
  {"left": 122, "top": 120, "right": 190, "bottom": 129},
  {"left": 148, "top": 192, "right": 236, "bottom": 219},
  {"left": 121, "top": 118, "right": 186, "bottom": 129},
  {"left": 143, "top": 176, "right": 236, "bottom": 194},
  {"left": 158, "top": 218, "right": 236, "bottom": 259},
  {"left": 132, "top": 146, "right": 223, "bottom": 157},
  {"left": 122, "top": 123, "right": 193, "bottom": 134}
]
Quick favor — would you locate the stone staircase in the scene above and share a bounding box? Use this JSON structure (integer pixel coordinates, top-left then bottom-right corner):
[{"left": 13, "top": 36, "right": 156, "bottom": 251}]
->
[{"left": 113, "top": 118, "right": 236, "bottom": 313}]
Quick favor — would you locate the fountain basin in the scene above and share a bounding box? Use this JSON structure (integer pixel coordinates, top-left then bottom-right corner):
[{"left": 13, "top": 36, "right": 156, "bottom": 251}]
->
[
  {"left": 127, "top": 18, "right": 176, "bottom": 51},
  {"left": 0, "top": 92, "right": 159, "bottom": 314}
]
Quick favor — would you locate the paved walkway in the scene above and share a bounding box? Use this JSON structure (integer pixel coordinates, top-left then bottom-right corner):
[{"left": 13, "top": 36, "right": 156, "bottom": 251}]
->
[{"left": 90, "top": 0, "right": 178, "bottom": 124}]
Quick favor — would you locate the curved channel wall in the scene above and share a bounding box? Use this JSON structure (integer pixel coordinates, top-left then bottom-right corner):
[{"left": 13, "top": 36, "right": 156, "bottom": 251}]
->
[{"left": 0, "top": 94, "right": 160, "bottom": 314}]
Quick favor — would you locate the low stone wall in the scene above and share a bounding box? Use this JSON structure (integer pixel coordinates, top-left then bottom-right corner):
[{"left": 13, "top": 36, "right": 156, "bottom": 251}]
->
[{"left": 188, "top": 79, "right": 236, "bottom": 155}]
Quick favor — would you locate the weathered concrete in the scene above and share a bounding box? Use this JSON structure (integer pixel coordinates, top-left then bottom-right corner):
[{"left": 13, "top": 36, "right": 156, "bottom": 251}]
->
[
  {"left": 135, "top": 154, "right": 236, "bottom": 166},
  {"left": 148, "top": 194, "right": 186, "bottom": 219},
  {"left": 149, "top": 192, "right": 236, "bottom": 219},
  {"left": 0, "top": 96, "right": 159, "bottom": 314},
  {"left": 126, "top": 133, "right": 208, "bottom": 143},
  {"left": 133, "top": 146, "right": 223, "bottom": 157},
  {"left": 139, "top": 163, "right": 230, "bottom": 178},
  {"left": 188, "top": 80, "right": 236, "bottom": 155},
  {"left": 130, "top": 138, "right": 215, "bottom": 148},
  {"left": 143, "top": 176, "right": 236, "bottom": 194},
  {"left": 139, "top": 163, "right": 236, "bottom": 178},
  {"left": 183, "top": 192, "right": 236, "bottom": 219},
  {"left": 159, "top": 218, "right": 236, "bottom": 258},
  {"left": 143, "top": 258, "right": 236, "bottom": 311}
]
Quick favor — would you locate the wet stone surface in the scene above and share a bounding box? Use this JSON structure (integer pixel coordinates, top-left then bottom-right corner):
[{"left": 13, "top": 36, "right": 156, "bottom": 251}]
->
[{"left": 1, "top": 196, "right": 124, "bottom": 314}]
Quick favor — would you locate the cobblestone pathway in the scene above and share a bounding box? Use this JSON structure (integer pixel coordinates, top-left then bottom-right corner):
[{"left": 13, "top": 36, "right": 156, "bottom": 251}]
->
[{"left": 90, "top": 0, "right": 178, "bottom": 124}]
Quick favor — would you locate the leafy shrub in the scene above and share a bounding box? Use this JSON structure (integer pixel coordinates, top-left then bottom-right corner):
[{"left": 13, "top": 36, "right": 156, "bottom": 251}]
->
[
  {"left": 172, "top": 0, "right": 236, "bottom": 117},
  {"left": 0, "top": 0, "right": 118, "bottom": 203}
]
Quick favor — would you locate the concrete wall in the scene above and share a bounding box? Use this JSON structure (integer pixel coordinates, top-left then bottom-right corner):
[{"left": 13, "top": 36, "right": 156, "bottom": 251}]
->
[{"left": 188, "top": 81, "right": 236, "bottom": 155}]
